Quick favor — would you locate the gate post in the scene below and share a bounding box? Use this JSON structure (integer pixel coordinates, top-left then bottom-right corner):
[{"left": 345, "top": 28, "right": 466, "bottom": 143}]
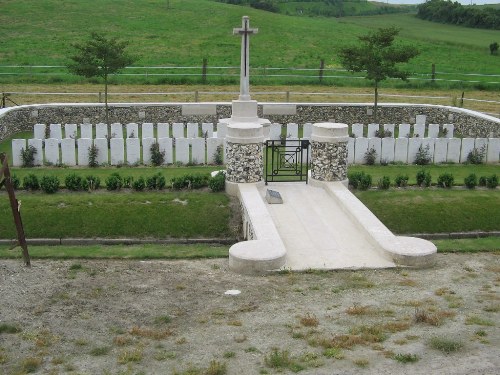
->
[{"left": 310, "top": 122, "right": 349, "bottom": 185}]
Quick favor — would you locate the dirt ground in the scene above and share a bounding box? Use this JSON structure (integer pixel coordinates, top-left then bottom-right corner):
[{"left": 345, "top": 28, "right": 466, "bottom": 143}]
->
[{"left": 0, "top": 252, "right": 499, "bottom": 375}]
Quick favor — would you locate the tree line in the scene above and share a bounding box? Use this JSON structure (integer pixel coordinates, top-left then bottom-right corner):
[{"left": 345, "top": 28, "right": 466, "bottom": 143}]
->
[{"left": 417, "top": 0, "right": 500, "bottom": 30}]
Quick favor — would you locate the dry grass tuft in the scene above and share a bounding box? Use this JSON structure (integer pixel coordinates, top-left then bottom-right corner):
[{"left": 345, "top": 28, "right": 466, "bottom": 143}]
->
[
  {"left": 346, "top": 304, "right": 371, "bottom": 315},
  {"left": 414, "top": 308, "right": 455, "bottom": 326},
  {"left": 300, "top": 313, "right": 319, "bottom": 327},
  {"left": 113, "top": 335, "right": 132, "bottom": 346},
  {"left": 129, "top": 326, "right": 173, "bottom": 340}
]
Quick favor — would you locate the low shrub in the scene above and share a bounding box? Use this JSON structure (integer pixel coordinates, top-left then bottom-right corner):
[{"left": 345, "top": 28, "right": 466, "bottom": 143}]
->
[
  {"left": 85, "top": 175, "right": 101, "bottom": 190},
  {"left": 65, "top": 173, "right": 84, "bottom": 191},
  {"left": 464, "top": 174, "right": 477, "bottom": 189},
  {"left": 485, "top": 174, "right": 498, "bottom": 189},
  {"left": 377, "top": 176, "right": 391, "bottom": 190},
  {"left": 466, "top": 146, "right": 486, "bottom": 165},
  {"left": 88, "top": 144, "right": 99, "bottom": 167},
  {"left": 209, "top": 172, "right": 226, "bottom": 192},
  {"left": 213, "top": 144, "right": 224, "bottom": 165},
  {"left": 394, "top": 174, "right": 409, "bottom": 187},
  {"left": 437, "top": 173, "right": 454, "bottom": 188},
  {"left": 414, "top": 144, "right": 432, "bottom": 165},
  {"left": 364, "top": 148, "right": 377, "bottom": 165},
  {"left": 21, "top": 145, "right": 37, "bottom": 168},
  {"left": 416, "top": 170, "right": 432, "bottom": 187},
  {"left": 40, "top": 175, "right": 60, "bottom": 194},
  {"left": 348, "top": 171, "right": 372, "bottom": 190},
  {"left": 146, "top": 173, "right": 166, "bottom": 190},
  {"left": 123, "top": 176, "right": 134, "bottom": 189},
  {"left": 171, "top": 173, "right": 210, "bottom": 190},
  {"left": 132, "top": 177, "right": 146, "bottom": 191},
  {"left": 105, "top": 173, "right": 123, "bottom": 191},
  {"left": 479, "top": 176, "right": 487, "bottom": 186},
  {"left": 23, "top": 174, "right": 40, "bottom": 190},
  {"left": 10, "top": 175, "right": 21, "bottom": 190},
  {"left": 150, "top": 142, "right": 165, "bottom": 166},
  {"left": 375, "top": 129, "right": 392, "bottom": 138}
]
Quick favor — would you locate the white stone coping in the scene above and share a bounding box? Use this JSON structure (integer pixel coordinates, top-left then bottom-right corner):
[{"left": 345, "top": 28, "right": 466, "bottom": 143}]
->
[
  {"left": 311, "top": 122, "right": 349, "bottom": 143},
  {"left": 228, "top": 183, "right": 286, "bottom": 275},
  {"left": 312, "top": 180, "right": 436, "bottom": 267}
]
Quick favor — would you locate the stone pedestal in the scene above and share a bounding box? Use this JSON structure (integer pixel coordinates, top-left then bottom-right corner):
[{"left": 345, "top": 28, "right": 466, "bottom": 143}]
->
[{"left": 310, "top": 122, "right": 349, "bottom": 183}]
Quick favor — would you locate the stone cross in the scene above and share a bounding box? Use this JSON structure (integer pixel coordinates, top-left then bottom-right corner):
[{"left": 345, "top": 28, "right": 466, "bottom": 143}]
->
[{"left": 233, "top": 16, "right": 258, "bottom": 101}]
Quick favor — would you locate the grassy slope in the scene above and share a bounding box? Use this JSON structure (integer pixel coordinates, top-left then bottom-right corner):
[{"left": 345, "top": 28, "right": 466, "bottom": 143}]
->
[{"left": 0, "top": 0, "right": 498, "bottom": 78}]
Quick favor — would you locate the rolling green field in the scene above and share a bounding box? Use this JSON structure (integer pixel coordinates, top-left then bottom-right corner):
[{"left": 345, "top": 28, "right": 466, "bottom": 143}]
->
[{"left": 0, "top": 0, "right": 498, "bottom": 87}]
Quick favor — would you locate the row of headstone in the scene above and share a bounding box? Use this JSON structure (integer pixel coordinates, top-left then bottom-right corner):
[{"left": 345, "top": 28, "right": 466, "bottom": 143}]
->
[
  {"left": 347, "top": 137, "right": 499, "bottom": 164},
  {"left": 33, "top": 123, "right": 227, "bottom": 141},
  {"left": 350, "top": 123, "right": 455, "bottom": 139},
  {"left": 12, "top": 137, "right": 225, "bottom": 167}
]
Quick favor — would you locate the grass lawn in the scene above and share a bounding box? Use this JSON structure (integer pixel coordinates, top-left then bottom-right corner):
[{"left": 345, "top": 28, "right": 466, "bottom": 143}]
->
[
  {"left": 0, "top": 191, "right": 233, "bottom": 239},
  {"left": 0, "top": 243, "right": 229, "bottom": 260},
  {"left": 433, "top": 237, "right": 500, "bottom": 253},
  {"left": 354, "top": 189, "right": 500, "bottom": 234}
]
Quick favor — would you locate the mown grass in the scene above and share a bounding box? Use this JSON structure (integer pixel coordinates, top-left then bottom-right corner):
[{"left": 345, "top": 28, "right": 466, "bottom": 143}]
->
[
  {"left": 0, "top": 191, "right": 233, "bottom": 239},
  {"left": 0, "top": 244, "right": 229, "bottom": 260},
  {"left": 0, "top": 0, "right": 498, "bottom": 88},
  {"left": 354, "top": 189, "right": 500, "bottom": 234},
  {"left": 433, "top": 237, "right": 500, "bottom": 253}
]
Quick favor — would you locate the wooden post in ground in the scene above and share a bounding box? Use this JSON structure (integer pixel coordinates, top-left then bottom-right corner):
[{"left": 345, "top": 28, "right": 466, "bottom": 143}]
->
[{"left": 0, "top": 153, "right": 31, "bottom": 267}]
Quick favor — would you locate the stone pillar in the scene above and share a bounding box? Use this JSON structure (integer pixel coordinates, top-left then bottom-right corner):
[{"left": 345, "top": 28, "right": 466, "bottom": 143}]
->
[
  {"left": 224, "top": 123, "right": 264, "bottom": 195},
  {"left": 310, "top": 122, "right": 349, "bottom": 184}
]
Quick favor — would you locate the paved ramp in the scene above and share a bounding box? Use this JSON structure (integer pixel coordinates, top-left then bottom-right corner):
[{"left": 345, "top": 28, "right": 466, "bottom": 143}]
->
[{"left": 260, "top": 183, "right": 396, "bottom": 270}]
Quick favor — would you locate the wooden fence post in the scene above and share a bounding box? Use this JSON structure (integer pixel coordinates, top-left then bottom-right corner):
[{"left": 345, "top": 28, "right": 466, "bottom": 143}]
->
[
  {"left": 0, "top": 153, "right": 31, "bottom": 267},
  {"left": 432, "top": 63, "right": 436, "bottom": 82},
  {"left": 319, "top": 59, "right": 325, "bottom": 83},
  {"left": 202, "top": 58, "right": 208, "bottom": 84}
]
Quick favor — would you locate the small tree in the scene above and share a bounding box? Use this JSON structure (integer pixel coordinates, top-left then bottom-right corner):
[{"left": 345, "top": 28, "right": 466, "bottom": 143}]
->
[
  {"left": 338, "top": 27, "right": 419, "bottom": 121},
  {"left": 68, "top": 32, "right": 134, "bottom": 124},
  {"left": 490, "top": 42, "right": 499, "bottom": 56}
]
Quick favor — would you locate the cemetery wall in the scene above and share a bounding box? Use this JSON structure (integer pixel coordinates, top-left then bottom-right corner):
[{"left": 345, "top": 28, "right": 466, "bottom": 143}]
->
[{"left": 1, "top": 102, "right": 499, "bottom": 143}]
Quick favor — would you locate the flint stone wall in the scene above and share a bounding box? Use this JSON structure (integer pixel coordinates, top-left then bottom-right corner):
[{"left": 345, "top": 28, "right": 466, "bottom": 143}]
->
[
  {"left": 1, "top": 103, "right": 499, "bottom": 142},
  {"left": 225, "top": 142, "right": 263, "bottom": 183},
  {"left": 311, "top": 141, "right": 348, "bottom": 181}
]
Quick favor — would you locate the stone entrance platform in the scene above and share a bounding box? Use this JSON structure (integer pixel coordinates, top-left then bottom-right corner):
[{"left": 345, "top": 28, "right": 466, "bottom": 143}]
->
[{"left": 229, "top": 181, "right": 436, "bottom": 274}]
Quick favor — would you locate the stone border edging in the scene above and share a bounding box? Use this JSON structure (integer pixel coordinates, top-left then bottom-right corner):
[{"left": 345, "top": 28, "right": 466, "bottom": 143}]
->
[{"left": 0, "top": 238, "right": 237, "bottom": 246}]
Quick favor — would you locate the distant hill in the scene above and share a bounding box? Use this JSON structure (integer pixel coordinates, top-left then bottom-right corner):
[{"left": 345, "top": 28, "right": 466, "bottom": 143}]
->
[{"left": 210, "top": 0, "right": 416, "bottom": 17}]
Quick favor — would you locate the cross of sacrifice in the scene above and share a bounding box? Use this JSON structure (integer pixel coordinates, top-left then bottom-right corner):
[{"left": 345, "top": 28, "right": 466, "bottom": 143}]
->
[{"left": 233, "top": 16, "right": 258, "bottom": 101}]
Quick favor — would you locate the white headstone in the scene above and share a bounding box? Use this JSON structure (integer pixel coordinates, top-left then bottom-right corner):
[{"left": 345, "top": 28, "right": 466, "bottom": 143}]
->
[
  {"left": 172, "top": 123, "right": 185, "bottom": 138},
  {"left": 354, "top": 137, "right": 368, "bottom": 164},
  {"left": 367, "top": 123, "right": 379, "bottom": 138},
  {"left": 158, "top": 137, "right": 173, "bottom": 164},
  {"left": 175, "top": 138, "right": 190, "bottom": 164},
  {"left": 110, "top": 138, "right": 124, "bottom": 165},
  {"left": 407, "top": 138, "right": 422, "bottom": 164},
  {"left": 142, "top": 123, "right": 154, "bottom": 139},
  {"left": 187, "top": 122, "right": 199, "bottom": 138},
  {"left": 95, "top": 123, "right": 108, "bottom": 139},
  {"left": 126, "top": 138, "right": 140, "bottom": 165},
  {"left": 434, "top": 138, "right": 448, "bottom": 164},
  {"left": 394, "top": 138, "right": 409, "bottom": 163},
  {"left": 202, "top": 123, "right": 214, "bottom": 138},
  {"left": 77, "top": 138, "right": 92, "bottom": 167},
  {"left": 413, "top": 123, "right": 425, "bottom": 138},
  {"left": 443, "top": 124, "right": 454, "bottom": 138},
  {"left": 427, "top": 124, "right": 440, "bottom": 139},
  {"left": 11, "top": 139, "right": 26, "bottom": 167},
  {"left": 415, "top": 115, "right": 426, "bottom": 126},
  {"left": 216, "top": 122, "right": 227, "bottom": 139},
  {"left": 157, "top": 123, "right": 170, "bottom": 139},
  {"left": 50, "top": 124, "right": 62, "bottom": 141},
  {"left": 381, "top": 138, "right": 395, "bottom": 163},
  {"left": 94, "top": 138, "right": 108, "bottom": 165},
  {"left": 383, "top": 124, "right": 395, "bottom": 137},
  {"left": 111, "top": 123, "right": 123, "bottom": 138},
  {"left": 61, "top": 138, "right": 76, "bottom": 166},
  {"left": 28, "top": 139, "right": 43, "bottom": 166},
  {"left": 303, "top": 123, "right": 313, "bottom": 139},
  {"left": 142, "top": 137, "right": 155, "bottom": 165},
  {"left": 421, "top": 138, "right": 435, "bottom": 162},
  {"left": 398, "top": 124, "right": 411, "bottom": 138},
  {"left": 475, "top": 138, "right": 488, "bottom": 160},
  {"left": 81, "top": 123, "right": 93, "bottom": 139},
  {"left": 460, "top": 138, "right": 475, "bottom": 163},
  {"left": 208, "top": 137, "right": 224, "bottom": 165},
  {"left": 351, "top": 123, "right": 364, "bottom": 138},
  {"left": 45, "top": 138, "right": 60, "bottom": 165},
  {"left": 447, "top": 138, "right": 461, "bottom": 163},
  {"left": 270, "top": 123, "right": 282, "bottom": 140},
  {"left": 34, "top": 124, "right": 46, "bottom": 139},
  {"left": 486, "top": 138, "right": 499, "bottom": 163},
  {"left": 347, "top": 137, "right": 355, "bottom": 164},
  {"left": 368, "top": 137, "right": 382, "bottom": 164},
  {"left": 126, "top": 123, "right": 138, "bottom": 139},
  {"left": 65, "top": 124, "right": 77, "bottom": 139},
  {"left": 286, "top": 123, "right": 299, "bottom": 139},
  {"left": 191, "top": 138, "right": 206, "bottom": 165}
]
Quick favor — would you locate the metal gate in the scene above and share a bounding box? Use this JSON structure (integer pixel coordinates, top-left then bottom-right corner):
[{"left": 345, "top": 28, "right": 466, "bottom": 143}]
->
[{"left": 265, "top": 139, "right": 310, "bottom": 184}]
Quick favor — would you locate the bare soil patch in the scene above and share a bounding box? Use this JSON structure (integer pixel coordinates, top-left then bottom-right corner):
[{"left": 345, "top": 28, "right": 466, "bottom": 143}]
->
[{"left": 0, "top": 253, "right": 499, "bottom": 374}]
